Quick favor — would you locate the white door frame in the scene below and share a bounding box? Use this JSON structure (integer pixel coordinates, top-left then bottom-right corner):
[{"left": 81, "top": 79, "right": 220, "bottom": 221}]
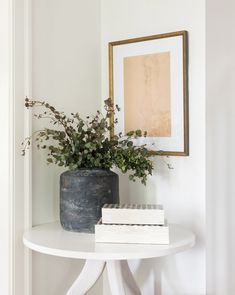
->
[
  {"left": 0, "top": 0, "right": 32, "bottom": 294},
  {"left": 0, "top": 0, "right": 14, "bottom": 294}
]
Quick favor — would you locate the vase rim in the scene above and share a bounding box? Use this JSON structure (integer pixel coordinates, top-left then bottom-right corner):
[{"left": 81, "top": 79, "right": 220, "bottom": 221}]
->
[{"left": 61, "top": 168, "right": 118, "bottom": 177}]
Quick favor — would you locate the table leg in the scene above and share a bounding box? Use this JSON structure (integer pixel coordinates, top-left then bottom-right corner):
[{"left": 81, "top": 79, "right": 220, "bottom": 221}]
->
[
  {"left": 66, "top": 260, "right": 105, "bottom": 295},
  {"left": 106, "top": 260, "right": 141, "bottom": 295}
]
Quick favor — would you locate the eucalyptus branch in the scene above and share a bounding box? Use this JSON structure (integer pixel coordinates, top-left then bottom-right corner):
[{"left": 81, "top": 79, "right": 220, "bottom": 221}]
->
[
  {"left": 22, "top": 97, "right": 155, "bottom": 184},
  {"left": 21, "top": 129, "right": 46, "bottom": 155}
]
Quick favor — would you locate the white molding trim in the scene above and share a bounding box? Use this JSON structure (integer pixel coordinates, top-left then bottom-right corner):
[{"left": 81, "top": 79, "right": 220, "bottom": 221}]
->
[
  {"left": 0, "top": 0, "right": 15, "bottom": 293},
  {"left": 0, "top": 0, "right": 33, "bottom": 294},
  {"left": 24, "top": 0, "right": 33, "bottom": 294},
  {"left": 9, "top": 0, "right": 15, "bottom": 293}
]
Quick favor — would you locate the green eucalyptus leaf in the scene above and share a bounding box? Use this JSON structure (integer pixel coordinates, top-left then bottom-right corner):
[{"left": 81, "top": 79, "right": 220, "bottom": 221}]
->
[{"left": 21, "top": 98, "right": 158, "bottom": 185}]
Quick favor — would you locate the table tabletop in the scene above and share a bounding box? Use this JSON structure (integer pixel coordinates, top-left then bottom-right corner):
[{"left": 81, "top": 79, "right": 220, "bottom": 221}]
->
[{"left": 23, "top": 222, "right": 195, "bottom": 260}]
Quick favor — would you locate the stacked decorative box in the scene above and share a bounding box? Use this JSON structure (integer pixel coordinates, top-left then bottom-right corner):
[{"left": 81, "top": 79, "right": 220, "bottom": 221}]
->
[{"left": 95, "top": 204, "right": 169, "bottom": 244}]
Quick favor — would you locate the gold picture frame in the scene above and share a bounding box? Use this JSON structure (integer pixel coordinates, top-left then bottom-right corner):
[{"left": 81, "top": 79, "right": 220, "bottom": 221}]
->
[{"left": 109, "top": 30, "right": 189, "bottom": 156}]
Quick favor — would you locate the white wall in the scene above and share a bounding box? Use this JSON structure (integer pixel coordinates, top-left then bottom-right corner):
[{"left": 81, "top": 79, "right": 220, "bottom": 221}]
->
[
  {"left": 30, "top": 1, "right": 206, "bottom": 294},
  {"left": 206, "top": 0, "right": 235, "bottom": 294},
  {"left": 31, "top": 1, "right": 102, "bottom": 294},
  {"left": 101, "top": 1, "right": 206, "bottom": 294}
]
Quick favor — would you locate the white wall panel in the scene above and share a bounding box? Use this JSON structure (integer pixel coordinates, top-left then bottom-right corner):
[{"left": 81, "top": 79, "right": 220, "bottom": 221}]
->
[
  {"left": 101, "top": 1, "right": 206, "bottom": 294},
  {"left": 206, "top": 0, "right": 235, "bottom": 294},
  {"left": 32, "top": 1, "right": 101, "bottom": 294}
]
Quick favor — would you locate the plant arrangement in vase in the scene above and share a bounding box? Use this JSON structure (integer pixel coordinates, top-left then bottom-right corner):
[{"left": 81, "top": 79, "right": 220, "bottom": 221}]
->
[{"left": 22, "top": 97, "right": 154, "bottom": 232}]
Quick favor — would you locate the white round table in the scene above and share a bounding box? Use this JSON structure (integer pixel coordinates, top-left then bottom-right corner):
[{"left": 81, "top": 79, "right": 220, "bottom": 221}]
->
[{"left": 23, "top": 222, "right": 195, "bottom": 295}]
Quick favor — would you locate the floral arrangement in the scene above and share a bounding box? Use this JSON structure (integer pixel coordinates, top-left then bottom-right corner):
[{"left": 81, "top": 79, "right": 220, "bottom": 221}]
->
[{"left": 22, "top": 98, "right": 154, "bottom": 184}]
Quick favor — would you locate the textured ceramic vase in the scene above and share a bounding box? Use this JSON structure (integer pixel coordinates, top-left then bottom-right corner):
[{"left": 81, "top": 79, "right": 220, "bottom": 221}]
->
[{"left": 60, "top": 169, "right": 119, "bottom": 233}]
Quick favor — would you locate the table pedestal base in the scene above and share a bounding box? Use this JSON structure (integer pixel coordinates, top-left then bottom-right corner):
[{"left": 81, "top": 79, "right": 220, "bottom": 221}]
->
[{"left": 66, "top": 260, "right": 141, "bottom": 295}]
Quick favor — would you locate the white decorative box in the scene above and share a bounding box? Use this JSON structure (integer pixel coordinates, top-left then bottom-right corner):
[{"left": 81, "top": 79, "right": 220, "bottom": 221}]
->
[
  {"left": 101, "top": 204, "right": 165, "bottom": 225},
  {"left": 95, "top": 219, "right": 169, "bottom": 244}
]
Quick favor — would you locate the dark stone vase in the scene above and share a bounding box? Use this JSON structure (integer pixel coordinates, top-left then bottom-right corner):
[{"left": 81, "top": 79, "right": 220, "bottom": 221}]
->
[{"left": 60, "top": 169, "right": 119, "bottom": 233}]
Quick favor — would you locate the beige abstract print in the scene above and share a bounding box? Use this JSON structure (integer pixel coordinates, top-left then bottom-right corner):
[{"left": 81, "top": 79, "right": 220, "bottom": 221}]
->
[{"left": 123, "top": 52, "right": 171, "bottom": 137}]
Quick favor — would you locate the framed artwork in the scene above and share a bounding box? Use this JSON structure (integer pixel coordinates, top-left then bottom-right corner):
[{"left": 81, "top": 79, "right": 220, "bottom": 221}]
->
[{"left": 109, "top": 30, "right": 189, "bottom": 156}]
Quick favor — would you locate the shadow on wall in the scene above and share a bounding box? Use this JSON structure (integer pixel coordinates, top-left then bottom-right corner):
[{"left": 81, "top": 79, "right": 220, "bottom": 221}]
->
[
  {"left": 117, "top": 157, "right": 172, "bottom": 205},
  {"left": 115, "top": 158, "right": 186, "bottom": 295},
  {"left": 128, "top": 256, "right": 186, "bottom": 295}
]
